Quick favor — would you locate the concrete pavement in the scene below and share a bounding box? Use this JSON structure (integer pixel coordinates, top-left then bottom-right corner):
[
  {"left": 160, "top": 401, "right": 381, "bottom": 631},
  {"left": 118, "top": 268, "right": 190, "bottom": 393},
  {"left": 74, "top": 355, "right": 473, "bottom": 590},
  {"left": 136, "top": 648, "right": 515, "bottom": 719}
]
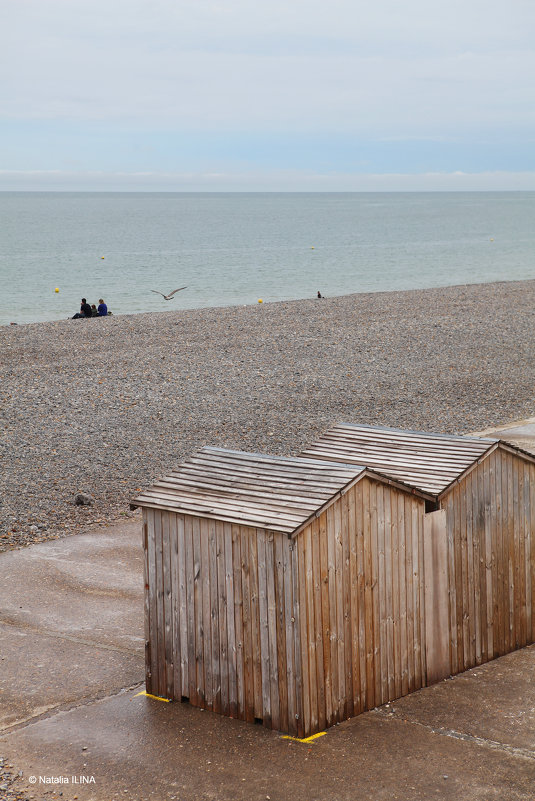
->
[
  {"left": 1, "top": 418, "right": 535, "bottom": 801},
  {"left": 0, "top": 525, "right": 144, "bottom": 734},
  {"left": 470, "top": 414, "right": 535, "bottom": 455}
]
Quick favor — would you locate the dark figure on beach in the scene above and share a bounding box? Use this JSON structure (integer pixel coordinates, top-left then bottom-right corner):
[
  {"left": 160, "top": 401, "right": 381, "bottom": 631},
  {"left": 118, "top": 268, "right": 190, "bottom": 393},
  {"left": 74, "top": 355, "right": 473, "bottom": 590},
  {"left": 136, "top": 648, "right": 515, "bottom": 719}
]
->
[
  {"left": 97, "top": 298, "right": 108, "bottom": 316},
  {"left": 72, "top": 298, "right": 93, "bottom": 319},
  {"left": 91, "top": 304, "right": 98, "bottom": 317},
  {"left": 317, "top": 291, "right": 323, "bottom": 298}
]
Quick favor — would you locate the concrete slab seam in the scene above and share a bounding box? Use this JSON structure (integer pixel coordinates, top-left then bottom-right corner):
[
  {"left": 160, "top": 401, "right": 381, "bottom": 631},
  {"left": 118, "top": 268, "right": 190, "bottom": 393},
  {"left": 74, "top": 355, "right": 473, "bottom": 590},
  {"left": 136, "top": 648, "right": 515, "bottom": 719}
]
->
[
  {"left": 374, "top": 710, "right": 535, "bottom": 762},
  {"left": 0, "top": 683, "right": 145, "bottom": 736},
  {"left": 0, "top": 617, "right": 143, "bottom": 656}
]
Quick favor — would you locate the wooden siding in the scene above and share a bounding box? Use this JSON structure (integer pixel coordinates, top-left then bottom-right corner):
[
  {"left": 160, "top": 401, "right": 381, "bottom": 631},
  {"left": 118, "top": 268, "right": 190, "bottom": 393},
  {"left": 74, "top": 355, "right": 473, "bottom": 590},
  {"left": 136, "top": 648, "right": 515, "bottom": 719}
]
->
[
  {"left": 143, "top": 479, "right": 427, "bottom": 737},
  {"left": 143, "top": 508, "right": 303, "bottom": 736},
  {"left": 423, "top": 510, "right": 450, "bottom": 684},
  {"left": 293, "top": 478, "right": 427, "bottom": 734},
  {"left": 142, "top": 450, "right": 535, "bottom": 738},
  {"left": 440, "top": 448, "right": 535, "bottom": 672}
]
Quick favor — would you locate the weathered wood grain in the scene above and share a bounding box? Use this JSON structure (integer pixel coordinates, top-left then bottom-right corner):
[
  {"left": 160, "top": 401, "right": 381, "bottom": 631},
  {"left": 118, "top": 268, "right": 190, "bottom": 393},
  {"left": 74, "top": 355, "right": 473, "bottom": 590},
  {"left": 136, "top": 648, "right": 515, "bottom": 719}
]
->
[{"left": 140, "top": 440, "right": 534, "bottom": 738}]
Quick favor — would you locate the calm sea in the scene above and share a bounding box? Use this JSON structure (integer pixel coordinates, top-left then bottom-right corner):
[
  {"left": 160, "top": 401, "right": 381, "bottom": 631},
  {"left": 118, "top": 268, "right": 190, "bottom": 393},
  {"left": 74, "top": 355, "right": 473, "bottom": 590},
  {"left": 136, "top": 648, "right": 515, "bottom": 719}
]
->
[{"left": 1, "top": 192, "right": 534, "bottom": 326}]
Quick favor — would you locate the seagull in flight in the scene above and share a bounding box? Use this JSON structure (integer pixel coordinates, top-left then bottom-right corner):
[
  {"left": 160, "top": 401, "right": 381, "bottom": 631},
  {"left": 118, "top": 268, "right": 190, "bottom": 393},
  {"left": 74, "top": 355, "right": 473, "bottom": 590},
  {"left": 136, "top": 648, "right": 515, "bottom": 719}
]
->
[{"left": 150, "top": 286, "right": 188, "bottom": 300}]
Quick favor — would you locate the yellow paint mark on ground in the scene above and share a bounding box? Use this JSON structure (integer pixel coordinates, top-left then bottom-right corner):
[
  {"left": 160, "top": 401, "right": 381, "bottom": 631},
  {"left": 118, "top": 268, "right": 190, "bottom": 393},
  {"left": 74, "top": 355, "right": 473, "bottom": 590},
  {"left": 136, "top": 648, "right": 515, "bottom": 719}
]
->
[
  {"left": 281, "top": 731, "right": 326, "bottom": 743},
  {"left": 134, "top": 691, "right": 171, "bottom": 702}
]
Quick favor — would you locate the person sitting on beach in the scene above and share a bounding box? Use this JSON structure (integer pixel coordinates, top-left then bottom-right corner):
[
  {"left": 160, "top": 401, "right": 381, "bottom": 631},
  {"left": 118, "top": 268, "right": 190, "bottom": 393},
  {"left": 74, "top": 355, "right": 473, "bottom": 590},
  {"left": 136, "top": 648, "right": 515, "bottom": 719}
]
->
[
  {"left": 91, "top": 304, "right": 98, "bottom": 317},
  {"left": 81, "top": 298, "right": 92, "bottom": 317},
  {"left": 97, "top": 298, "right": 108, "bottom": 316},
  {"left": 72, "top": 298, "right": 93, "bottom": 319}
]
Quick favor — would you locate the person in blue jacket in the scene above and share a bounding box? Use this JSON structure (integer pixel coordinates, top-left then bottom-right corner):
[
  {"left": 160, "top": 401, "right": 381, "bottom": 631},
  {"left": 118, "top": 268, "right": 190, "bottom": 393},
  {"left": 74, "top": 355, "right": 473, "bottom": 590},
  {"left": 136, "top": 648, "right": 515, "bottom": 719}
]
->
[{"left": 97, "top": 298, "right": 108, "bottom": 316}]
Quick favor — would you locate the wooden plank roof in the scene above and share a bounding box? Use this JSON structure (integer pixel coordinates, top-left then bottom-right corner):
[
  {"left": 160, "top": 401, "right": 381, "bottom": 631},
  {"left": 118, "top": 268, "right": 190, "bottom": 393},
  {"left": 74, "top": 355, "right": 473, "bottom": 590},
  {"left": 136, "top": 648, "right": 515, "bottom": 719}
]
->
[
  {"left": 131, "top": 447, "right": 370, "bottom": 534},
  {"left": 301, "top": 423, "right": 498, "bottom": 496}
]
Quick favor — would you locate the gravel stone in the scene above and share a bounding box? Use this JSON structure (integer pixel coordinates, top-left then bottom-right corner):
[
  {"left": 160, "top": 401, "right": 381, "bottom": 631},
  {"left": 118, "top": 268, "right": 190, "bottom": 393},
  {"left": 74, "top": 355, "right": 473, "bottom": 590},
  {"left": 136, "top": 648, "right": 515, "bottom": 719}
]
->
[
  {"left": 0, "top": 760, "right": 28, "bottom": 800},
  {"left": 74, "top": 492, "right": 94, "bottom": 506},
  {"left": 1, "top": 280, "right": 535, "bottom": 551}
]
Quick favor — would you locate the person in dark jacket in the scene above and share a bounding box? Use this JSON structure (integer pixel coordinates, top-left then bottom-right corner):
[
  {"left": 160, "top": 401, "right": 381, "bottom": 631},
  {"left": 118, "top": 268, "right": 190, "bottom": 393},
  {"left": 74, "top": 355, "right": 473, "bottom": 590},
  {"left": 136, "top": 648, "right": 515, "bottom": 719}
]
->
[
  {"left": 72, "top": 298, "right": 93, "bottom": 319},
  {"left": 81, "top": 298, "right": 92, "bottom": 317}
]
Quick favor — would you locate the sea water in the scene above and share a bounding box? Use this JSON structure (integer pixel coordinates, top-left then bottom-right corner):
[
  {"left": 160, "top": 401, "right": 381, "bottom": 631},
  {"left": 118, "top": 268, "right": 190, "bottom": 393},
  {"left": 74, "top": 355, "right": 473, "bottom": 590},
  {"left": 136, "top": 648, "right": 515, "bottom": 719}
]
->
[{"left": 1, "top": 191, "right": 534, "bottom": 326}]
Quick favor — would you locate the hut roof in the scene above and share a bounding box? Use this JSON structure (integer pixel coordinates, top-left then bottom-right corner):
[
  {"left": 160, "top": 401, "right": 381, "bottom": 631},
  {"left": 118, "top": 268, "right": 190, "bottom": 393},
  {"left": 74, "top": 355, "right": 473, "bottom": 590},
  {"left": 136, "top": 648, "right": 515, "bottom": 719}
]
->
[
  {"left": 301, "top": 423, "right": 499, "bottom": 496},
  {"left": 131, "top": 446, "right": 428, "bottom": 535}
]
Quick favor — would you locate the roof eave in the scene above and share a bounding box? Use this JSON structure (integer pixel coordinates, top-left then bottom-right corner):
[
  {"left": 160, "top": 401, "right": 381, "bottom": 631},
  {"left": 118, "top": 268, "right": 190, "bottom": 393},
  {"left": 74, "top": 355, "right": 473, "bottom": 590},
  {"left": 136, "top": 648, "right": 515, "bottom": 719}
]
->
[
  {"left": 437, "top": 439, "right": 535, "bottom": 501},
  {"left": 129, "top": 498, "right": 296, "bottom": 534},
  {"left": 437, "top": 441, "right": 500, "bottom": 500},
  {"left": 290, "top": 467, "right": 431, "bottom": 539},
  {"left": 496, "top": 439, "right": 535, "bottom": 465}
]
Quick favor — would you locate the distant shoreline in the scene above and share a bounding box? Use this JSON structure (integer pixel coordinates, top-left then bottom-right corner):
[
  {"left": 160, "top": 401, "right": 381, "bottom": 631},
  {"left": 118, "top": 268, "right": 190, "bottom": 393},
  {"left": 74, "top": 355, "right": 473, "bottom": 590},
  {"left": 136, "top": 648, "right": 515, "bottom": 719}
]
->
[
  {"left": 3, "top": 191, "right": 534, "bottom": 326},
  {"left": 3, "top": 276, "right": 535, "bottom": 329},
  {"left": 2, "top": 189, "right": 535, "bottom": 193}
]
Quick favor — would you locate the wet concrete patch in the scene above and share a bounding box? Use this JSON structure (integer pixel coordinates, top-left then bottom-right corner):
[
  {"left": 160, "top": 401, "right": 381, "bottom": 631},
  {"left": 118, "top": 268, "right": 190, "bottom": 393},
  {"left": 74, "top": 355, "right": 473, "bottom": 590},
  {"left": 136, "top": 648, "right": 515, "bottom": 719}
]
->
[
  {"left": 2, "top": 682, "right": 534, "bottom": 801},
  {"left": 0, "top": 525, "right": 144, "bottom": 652},
  {"left": 0, "top": 623, "right": 143, "bottom": 730},
  {"left": 383, "top": 646, "right": 535, "bottom": 752},
  {"left": 0, "top": 522, "right": 145, "bottom": 732}
]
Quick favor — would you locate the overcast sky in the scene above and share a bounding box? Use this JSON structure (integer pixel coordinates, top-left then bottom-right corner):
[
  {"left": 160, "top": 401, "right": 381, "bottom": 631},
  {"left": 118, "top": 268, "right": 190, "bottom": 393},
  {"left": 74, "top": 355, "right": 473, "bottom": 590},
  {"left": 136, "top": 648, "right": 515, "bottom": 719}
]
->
[{"left": 1, "top": 0, "right": 534, "bottom": 190}]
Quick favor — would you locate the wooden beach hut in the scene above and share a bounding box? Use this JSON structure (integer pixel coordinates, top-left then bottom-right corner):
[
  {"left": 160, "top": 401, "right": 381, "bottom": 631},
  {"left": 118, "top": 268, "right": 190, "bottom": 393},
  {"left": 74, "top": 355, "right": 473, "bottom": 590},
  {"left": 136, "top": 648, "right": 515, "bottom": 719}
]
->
[
  {"left": 131, "top": 446, "right": 435, "bottom": 738},
  {"left": 302, "top": 423, "right": 535, "bottom": 683}
]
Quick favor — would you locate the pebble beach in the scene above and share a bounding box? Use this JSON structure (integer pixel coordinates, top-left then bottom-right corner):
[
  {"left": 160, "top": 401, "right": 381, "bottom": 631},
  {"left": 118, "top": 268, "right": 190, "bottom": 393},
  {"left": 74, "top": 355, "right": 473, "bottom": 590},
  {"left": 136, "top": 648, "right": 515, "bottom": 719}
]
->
[{"left": 1, "top": 279, "right": 535, "bottom": 552}]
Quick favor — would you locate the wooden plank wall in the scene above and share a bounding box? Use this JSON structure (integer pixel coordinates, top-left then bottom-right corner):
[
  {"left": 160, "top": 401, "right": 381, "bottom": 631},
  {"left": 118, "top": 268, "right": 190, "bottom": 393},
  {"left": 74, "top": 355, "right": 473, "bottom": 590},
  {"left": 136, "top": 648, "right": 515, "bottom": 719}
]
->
[
  {"left": 423, "top": 510, "right": 451, "bottom": 684},
  {"left": 295, "top": 478, "right": 427, "bottom": 736},
  {"left": 441, "top": 449, "right": 535, "bottom": 674},
  {"left": 143, "top": 453, "right": 535, "bottom": 739},
  {"left": 143, "top": 509, "right": 303, "bottom": 736}
]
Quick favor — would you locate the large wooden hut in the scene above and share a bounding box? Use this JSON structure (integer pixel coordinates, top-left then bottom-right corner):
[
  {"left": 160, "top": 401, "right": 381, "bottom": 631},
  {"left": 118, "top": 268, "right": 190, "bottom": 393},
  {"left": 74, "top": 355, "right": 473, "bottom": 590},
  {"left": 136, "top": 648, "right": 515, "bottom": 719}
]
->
[
  {"left": 132, "top": 446, "right": 436, "bottom": 738},
  {"left": 302, "top": 423, "right": 535, "bottom": 682}
]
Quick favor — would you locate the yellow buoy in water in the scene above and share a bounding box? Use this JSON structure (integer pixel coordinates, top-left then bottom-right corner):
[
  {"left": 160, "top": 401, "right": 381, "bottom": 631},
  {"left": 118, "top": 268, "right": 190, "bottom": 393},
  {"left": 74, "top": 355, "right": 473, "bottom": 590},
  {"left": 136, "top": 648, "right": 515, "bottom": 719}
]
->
[
  {"left": 258, "top": 298, "right": 263, "bottom": 304},
  {"left": 101, "top": 256, "right": 105, "bottom": 259},
  {"left": 310, "top": 246, "right": 315, "bottom": 249},
  {"left": 54, "top": 287, "right": 59, "bottom": 293}
]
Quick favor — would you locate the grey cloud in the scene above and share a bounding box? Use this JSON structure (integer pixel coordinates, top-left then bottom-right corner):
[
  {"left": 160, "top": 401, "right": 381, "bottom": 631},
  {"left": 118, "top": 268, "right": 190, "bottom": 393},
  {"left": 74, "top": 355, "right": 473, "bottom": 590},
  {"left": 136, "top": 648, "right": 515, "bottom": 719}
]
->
[{"left": 2, "top": 0, "right": 534, "bottom": 134}]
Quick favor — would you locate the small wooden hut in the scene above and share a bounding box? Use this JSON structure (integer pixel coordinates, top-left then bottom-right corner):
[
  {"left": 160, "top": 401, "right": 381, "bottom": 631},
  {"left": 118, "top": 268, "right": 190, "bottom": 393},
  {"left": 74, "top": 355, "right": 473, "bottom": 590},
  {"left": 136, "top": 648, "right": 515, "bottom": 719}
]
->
[
  {"left": 302, "top": 423, "right": 535, "bottom": 682},
  {"left": 132, "top": 446, "right": 434, "bottom": 738}
]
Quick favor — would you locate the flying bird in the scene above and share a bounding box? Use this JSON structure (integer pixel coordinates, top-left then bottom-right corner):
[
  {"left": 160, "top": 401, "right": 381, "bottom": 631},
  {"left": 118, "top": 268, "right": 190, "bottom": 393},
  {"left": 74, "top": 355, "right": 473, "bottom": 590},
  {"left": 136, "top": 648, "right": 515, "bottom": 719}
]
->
[{"left": 150, "top": 286, "right": 188, "bottom": 300}]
